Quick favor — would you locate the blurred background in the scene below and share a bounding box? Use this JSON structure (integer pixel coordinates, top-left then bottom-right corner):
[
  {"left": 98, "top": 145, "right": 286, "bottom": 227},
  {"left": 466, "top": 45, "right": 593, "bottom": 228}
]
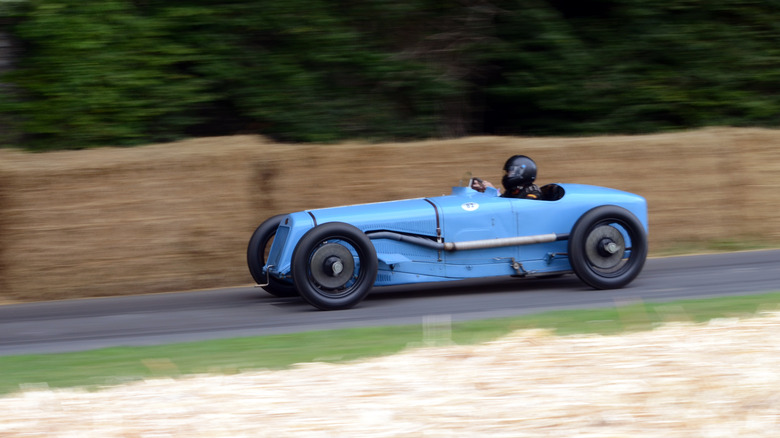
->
[
  {"left": 2, "top": 0, "right": 779, "bottom": 149},
  {"left": 0, "top": 0, "right": 779, "bottom": 302}
]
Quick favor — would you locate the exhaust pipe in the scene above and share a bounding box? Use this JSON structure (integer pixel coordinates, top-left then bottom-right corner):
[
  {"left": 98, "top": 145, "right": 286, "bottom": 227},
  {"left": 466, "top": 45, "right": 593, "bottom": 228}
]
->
[
  {"left": 443, "top": 233, "right": 568, "bottom": 251},
  {"left": 368, "top": 231, "right": 568, "bottom": 251}
]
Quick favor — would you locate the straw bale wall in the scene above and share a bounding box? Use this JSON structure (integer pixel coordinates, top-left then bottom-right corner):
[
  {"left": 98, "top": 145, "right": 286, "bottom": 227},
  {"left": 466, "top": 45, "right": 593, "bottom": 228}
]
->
[{"left": 0, "top": 128, "right": 778, "bottom": 302}]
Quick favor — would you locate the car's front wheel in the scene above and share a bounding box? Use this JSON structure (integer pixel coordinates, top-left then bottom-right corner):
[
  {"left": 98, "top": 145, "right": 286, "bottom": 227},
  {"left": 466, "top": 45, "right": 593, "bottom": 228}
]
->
[
  {"left": 568, "top": 206, "right": 647, "bottom": 289},
  {"left": 291, "top": 222, "right": 378, "bottom": 310}
]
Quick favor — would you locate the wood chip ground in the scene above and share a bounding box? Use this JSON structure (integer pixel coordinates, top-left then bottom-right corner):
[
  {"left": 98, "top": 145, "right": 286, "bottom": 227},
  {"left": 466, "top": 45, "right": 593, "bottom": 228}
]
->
[{"left": 2, "top": 313, "right": 780, "bottom": 437}]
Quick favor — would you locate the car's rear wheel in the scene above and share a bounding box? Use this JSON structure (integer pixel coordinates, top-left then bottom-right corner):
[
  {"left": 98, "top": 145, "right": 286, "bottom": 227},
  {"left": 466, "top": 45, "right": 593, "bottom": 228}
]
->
[
  {"left": 247, "top": 214, "right": 298, "bottom": 297},
  {"left": 291, "top": 222, "right": 378, "bottom": 310},
  {"left": 568, "top": 206, "right": 647, "bottom": 289}
]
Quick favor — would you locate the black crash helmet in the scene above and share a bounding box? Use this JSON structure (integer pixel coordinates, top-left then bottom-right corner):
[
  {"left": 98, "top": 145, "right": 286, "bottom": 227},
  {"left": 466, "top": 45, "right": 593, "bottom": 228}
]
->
[{"left": 501, "top": 155, "right": 537, "bottom": 191}]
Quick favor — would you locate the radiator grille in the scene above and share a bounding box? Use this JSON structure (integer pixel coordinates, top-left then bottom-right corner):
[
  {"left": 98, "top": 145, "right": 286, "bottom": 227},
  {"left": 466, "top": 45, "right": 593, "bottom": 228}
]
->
[{"left": 267, "top": 225, "right": 290, "bottom": 268}]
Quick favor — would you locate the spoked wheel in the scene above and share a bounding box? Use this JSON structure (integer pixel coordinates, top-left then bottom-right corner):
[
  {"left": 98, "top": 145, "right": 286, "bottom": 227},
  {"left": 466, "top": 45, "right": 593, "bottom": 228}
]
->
[
  {"left": 291, "top": 222, "right": 378, "bottom": 310},
  {"left": 247, "top": 214, "right": 298, "bottom": 297},
  {"left": 568, "top": 206, "right": 648, "bottom": 289}
]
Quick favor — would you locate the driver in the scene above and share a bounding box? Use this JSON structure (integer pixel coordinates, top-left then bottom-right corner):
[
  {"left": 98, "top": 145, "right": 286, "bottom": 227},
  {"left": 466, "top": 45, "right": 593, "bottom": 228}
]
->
[{"left": 471, "top": 155, "right": 542, "bottom": 199}]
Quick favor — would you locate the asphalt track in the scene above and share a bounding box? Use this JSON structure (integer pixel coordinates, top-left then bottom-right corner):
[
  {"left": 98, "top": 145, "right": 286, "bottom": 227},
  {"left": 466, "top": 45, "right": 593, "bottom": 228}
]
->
[{"left": 1, "top": 250, "right": 779, "bottom": 356}]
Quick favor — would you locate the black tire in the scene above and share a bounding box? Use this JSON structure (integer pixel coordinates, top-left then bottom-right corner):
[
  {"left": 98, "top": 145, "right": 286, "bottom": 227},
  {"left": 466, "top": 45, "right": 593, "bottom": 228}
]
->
[
  {"left": 291, "top": 222, "right": 378, "bottom": 310},
  {"left": 247, "top": 214, "right": 298, "bottom": 297},
  {"left": 568, "top": 206, "right": 648, "bottom": 289}
]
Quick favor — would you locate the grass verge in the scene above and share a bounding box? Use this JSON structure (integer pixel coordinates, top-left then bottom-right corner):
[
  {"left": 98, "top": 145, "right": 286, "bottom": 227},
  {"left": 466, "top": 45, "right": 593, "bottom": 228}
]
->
[{"left": 1, "top": 291, "right": 779, "bottom": 396}]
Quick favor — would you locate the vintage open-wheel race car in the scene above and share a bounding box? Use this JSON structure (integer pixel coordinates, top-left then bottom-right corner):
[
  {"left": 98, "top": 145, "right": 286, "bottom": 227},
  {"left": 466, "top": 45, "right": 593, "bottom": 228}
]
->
[{"left": 248, "top": 176, "right": 648, "bottom": 310}]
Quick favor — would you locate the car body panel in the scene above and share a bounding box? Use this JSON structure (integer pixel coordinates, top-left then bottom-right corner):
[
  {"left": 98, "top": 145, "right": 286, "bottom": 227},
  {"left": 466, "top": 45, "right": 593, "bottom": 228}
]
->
[{"left": 264, "top": 183, "right": 648, "bottom": 288}]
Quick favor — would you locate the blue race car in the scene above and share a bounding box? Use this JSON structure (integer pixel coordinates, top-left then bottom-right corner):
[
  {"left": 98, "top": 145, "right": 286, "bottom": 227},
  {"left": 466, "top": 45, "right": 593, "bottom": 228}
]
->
[{"left": 247, "top": 178, "right": 648, "bottom": 310}]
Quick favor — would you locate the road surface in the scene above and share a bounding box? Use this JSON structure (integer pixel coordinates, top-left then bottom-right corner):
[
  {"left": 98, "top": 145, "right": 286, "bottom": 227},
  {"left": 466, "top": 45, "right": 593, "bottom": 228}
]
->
[{"left": 1, "top": 250, "right": 779, "bottom": 356}]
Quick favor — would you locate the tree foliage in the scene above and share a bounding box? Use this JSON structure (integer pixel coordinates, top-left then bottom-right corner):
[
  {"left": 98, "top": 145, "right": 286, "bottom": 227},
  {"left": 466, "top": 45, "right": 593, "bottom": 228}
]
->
[{"left": 1, "top": 0, "right": 779, "bottom": 149}]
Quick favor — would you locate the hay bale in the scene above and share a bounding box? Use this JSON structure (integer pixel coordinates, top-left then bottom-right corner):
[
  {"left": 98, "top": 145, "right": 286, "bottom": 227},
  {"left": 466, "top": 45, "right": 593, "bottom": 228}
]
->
[{"left": 0, "top": 128, "right": 779, "bottom": 302}]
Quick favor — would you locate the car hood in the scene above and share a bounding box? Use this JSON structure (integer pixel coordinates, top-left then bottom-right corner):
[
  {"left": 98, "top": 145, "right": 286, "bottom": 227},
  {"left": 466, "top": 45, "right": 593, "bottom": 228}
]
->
[{"left": 307, "top": 197, "right": 439, "bottom": 237}]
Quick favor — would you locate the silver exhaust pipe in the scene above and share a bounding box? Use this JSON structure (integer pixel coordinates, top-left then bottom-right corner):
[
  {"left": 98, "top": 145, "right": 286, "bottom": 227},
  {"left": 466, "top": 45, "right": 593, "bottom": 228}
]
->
[
  {"left": 443, "top": 233, "right": 567, "bottom": 251},
  {"left": 368, "top": 231, "right": 568, "bottom": 251}
]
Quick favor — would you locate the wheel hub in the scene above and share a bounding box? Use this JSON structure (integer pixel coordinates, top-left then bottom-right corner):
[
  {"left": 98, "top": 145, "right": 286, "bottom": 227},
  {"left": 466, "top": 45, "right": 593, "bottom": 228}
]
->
[
  {"left": 598, "top": 238, "right": 621, "bottom": 256},
  {"left": 323, "top": 256, "right": 344, "bottom": 276},
  {"left": 309, "top": 243, "right": 355, "bottom": 289},
  {"left": 585, "top": 225, "right": 625, "bottom": 269}
]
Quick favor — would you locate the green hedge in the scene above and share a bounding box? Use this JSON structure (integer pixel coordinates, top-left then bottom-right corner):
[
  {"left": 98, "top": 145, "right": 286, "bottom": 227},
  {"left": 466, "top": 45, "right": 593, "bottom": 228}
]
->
[{"left": 1, "top": 0, "right": 779, "bottom": 150}]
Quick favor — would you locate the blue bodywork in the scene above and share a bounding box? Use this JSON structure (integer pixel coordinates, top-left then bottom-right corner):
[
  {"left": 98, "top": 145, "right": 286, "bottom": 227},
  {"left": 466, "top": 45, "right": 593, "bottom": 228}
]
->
[{"left": 265, "top": 183, "right": 648, "bottom": 287}]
